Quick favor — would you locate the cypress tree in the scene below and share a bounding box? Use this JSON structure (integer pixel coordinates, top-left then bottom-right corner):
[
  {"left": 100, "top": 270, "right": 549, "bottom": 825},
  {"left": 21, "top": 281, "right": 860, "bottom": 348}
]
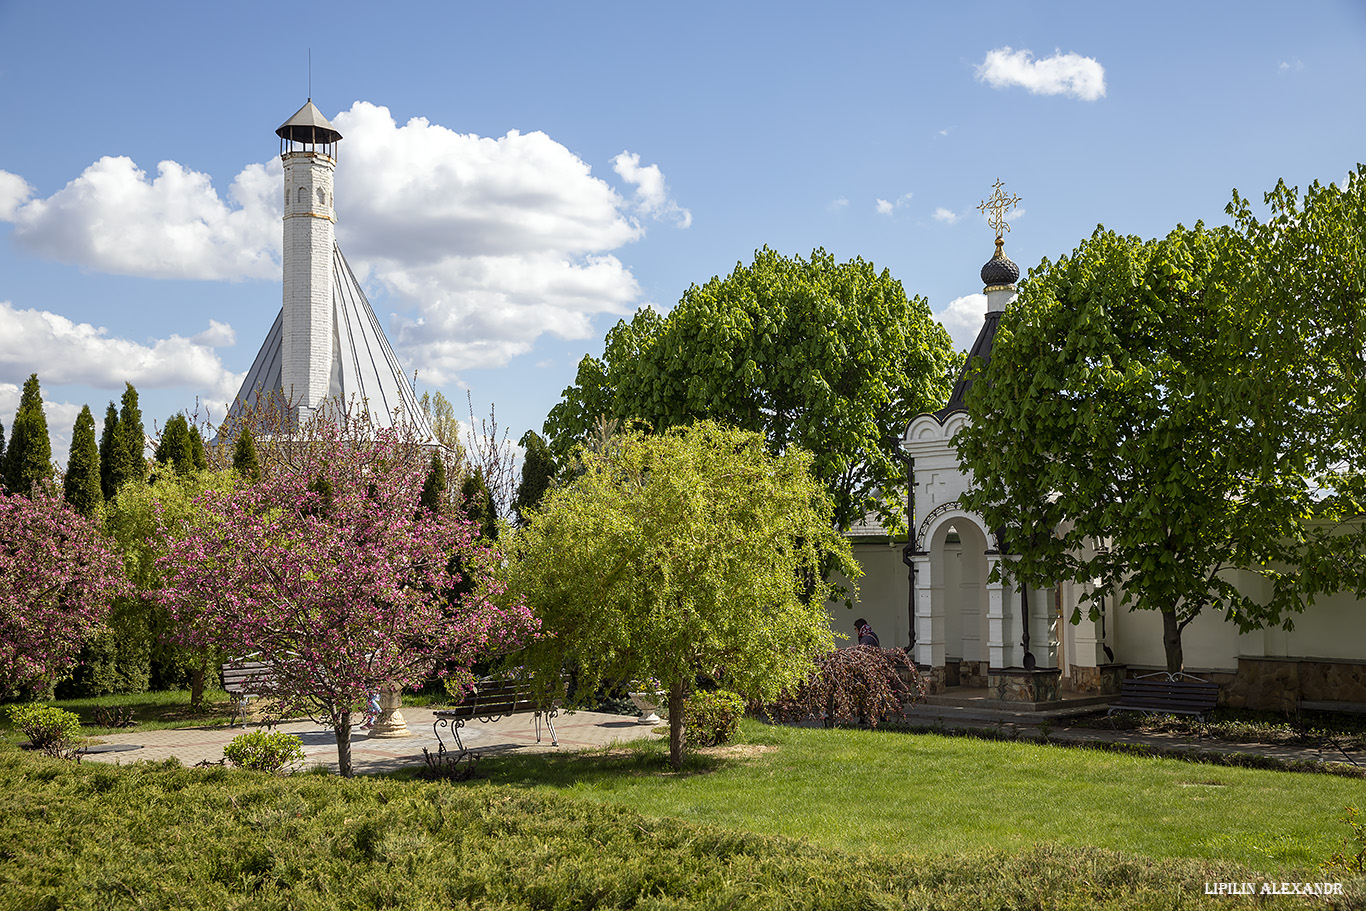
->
[
  {"left": 460, "top": 471, "right": 498, "bottom": 540},
  {"left": 513, "top": 430, "right": 556, "bottom": 525},
  {"left": 189, "top": 425, "right": 208, "bottom": 471},
  {"left": 106, "top": 383, "right": 146, "bottom": 493},
  {"left": 154, "top": 414, "right": 195, "bottom": 475},
  {"left": 232, "top": 428, "right": 262, "bottom": 482},
  {"left": 63, "top": 405, "right": 102, "bottom": 518},
  {"left": 0, "top": 417, "right": 6, "bottom": 465},
  {"left": 99, "top": 402, "right": 118, "bottom": 501},
  {"left": 3, "top": 373, "right": 53, "bottom": 495},
  {"left": 419, "top": 450, "right": 448, "bottom": 514}
]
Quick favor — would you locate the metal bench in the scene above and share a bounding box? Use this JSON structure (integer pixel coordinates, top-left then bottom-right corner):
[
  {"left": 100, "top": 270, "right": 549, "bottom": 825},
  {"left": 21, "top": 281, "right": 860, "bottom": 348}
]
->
[
  {"left": 432, "top": 672, "right": 565, "bottom": 754},
  {"left": 1107, "top": 671, "right": 1219, "bottom": 721},
  {"left": 219, "top": 660, "right": 275, "bottom": 727}
]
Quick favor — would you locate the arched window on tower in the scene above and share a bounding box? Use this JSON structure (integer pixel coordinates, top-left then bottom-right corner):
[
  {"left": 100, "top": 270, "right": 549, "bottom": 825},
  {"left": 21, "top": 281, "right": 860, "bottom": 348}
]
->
[
  {"left": 317, "top": 188, "right": 326, "bottom": 207},
  {"left": 297, "top": 187, "right": 307, "bottom": 205}
]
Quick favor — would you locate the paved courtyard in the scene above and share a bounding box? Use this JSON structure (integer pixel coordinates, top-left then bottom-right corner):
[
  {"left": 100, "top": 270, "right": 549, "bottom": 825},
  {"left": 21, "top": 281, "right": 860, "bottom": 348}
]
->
[{"left": 77, "top": 706, "right": 661, "bottom": 775}]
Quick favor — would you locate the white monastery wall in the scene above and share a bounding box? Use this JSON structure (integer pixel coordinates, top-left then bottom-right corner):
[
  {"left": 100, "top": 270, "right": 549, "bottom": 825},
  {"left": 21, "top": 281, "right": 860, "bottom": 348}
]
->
[{"left": 826, "top": 543, "right": 910, "bottom": 649}]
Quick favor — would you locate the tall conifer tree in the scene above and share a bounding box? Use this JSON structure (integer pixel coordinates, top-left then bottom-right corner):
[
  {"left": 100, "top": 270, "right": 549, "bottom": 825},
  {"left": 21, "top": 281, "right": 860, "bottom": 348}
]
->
[
  {"left": 106, "top": 383, "right": 146, "bottom": 494},
  {"left": 189, "top": 426, "right": 208, "bottom": 471},
  {"left": 154, "top": 414, "right": 195, "bottom": 475},
  {"left": 460, "top": 471, "right": 498, "bottom": 540},
  {"left": 63, "top": 405, "right": 102, "bottom": 518},
  {"left": 3, "top": 374, "right": 53, "bottom": 495},
  {"left": 513, "top": 430, "right": 556, "bottom": 525},
  {"left": 419, "top": 450, "right": 448, "bottom": 514},
  {"left": 99, "top": 402, "right": 118, "bottom": 501},
  {"left": 232, "top": 428, "right": 262, "bottom": 483},
  {"left": 0, "top": 417, "right": 6, "bottom": 465}
]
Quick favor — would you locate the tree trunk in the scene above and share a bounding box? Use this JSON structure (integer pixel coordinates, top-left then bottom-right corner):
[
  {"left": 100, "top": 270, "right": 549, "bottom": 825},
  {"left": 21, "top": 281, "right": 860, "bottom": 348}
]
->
[
  {"left": 1161, "top": 608, "right": 1184, "bottom": 675},
  {"left": 190, "top": 657, "right": 208, "bottom": 708},
  {"left": 335, "top": 711, "right": 353, "bottom": 778},
  {"left": 668, "top": 679, "right": 686, "bottom": 771}
]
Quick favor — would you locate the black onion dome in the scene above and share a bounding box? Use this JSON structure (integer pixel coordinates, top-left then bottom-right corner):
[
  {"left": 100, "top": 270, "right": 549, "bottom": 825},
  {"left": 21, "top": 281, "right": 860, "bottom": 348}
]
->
[{"left": 980, "top": 246, "right": 1019, "bottom": 287}]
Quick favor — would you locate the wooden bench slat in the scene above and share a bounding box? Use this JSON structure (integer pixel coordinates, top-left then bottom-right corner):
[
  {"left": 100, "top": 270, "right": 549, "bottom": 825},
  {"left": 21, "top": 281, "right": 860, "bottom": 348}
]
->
[{"left": 1108, "top": 673, "right": 1218, "bottom": 720}]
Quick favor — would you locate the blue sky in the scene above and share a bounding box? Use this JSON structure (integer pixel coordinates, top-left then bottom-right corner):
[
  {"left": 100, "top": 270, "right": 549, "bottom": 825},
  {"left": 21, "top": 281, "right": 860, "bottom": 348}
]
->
[{"left": 2, "top": 1, "right": 1364, "bottom": 463}]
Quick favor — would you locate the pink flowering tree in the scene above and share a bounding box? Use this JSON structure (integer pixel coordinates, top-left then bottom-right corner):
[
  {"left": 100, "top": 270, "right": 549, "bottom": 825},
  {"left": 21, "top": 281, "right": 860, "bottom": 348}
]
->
[
  {"left": 158, "top": 407, "right": 536, "bottom": 776},
  {"left": 0, "top": 483, "right": 128, "bottom": 698}
]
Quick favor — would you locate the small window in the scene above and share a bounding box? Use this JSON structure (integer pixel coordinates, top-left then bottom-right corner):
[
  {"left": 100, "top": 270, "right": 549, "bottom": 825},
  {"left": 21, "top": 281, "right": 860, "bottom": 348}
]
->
[
  {"left": 317, "top": 187, "right": 325, "bottom": 206},
  {"left": 297, "top": 187, "right": 307, "bottom": 205}
]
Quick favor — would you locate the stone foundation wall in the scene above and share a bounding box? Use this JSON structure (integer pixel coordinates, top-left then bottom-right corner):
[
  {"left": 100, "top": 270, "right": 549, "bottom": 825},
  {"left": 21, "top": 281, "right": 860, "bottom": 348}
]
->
[
  {"left": 988, "top": 668, "right": 1061, "bottom": 704},
  {"left": 1069, "top": 664, "right": 1125, "bottom": 695},
  {"left": 1222, "top": 658, "right": 1366, "bottom": 711},
  {"left": 918, "top": 664, "right": 947, "bottom": 695}
]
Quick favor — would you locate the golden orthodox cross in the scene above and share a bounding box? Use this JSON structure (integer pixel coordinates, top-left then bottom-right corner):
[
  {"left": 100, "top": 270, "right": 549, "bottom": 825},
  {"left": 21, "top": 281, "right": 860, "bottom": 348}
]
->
[{"left": 977, "top": 179, "right": 1022, "bottom": 241}]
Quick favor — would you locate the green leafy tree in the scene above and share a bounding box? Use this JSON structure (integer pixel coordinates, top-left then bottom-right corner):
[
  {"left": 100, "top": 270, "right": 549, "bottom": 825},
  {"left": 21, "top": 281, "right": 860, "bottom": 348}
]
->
[
  {"left": 956, "top": 218, "right": 1340, "bottom": 674},
  {"left": 103, "top": 465, "right": 239, "bottom": 703},
  {"left": 231, "top": 428, "right": 262, "bottom": 483},
  {"left": 98, "top": 403, "right": 119, "bottom": 501},
  {"left": 420, "top": 450, "right": 448, "bottom": 515},
  {"left": 63, "top": 405, "right": 102, "bottom": 519},
  {"left": 1224, "top": 170, "right": 1366, "bottom": 602},
  {"left": 505, "top": 422, "right": 855, "bottom": 770},
  {"left": 154, "top": 414, "right": 195, "bottom": 475},
  {"left": 544, "top": 247, "right": 958, "bottom": 535},
  {"left": 3, "top": 374, "right": 53, "bottom": 495},
  {"left": 105, "top": 384, "right": 146, "bottom": 496},
  {"left": 0, "top": 418, "right": 6, "bottom": 464},
  {"left": 512, "top": 430, "right": 556, "bottom": 525}
]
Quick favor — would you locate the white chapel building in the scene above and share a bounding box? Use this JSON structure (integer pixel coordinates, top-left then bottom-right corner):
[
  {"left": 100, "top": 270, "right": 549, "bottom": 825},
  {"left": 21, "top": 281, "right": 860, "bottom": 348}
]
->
[
  {"left": 830, "top": 224, "right": 1366, "bottom": 712},
  {"left": 228, "top": 100, "right": 431, "bottom": 435}
]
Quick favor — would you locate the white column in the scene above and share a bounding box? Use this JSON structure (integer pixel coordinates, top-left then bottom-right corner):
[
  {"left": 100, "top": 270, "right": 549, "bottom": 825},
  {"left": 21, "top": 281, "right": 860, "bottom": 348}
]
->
[
  {"left": 912, "top": 554, "right": 935, "bottom": 667},
  {"left": 986, "top": 554, "right": 1008, "bottom": 669}
]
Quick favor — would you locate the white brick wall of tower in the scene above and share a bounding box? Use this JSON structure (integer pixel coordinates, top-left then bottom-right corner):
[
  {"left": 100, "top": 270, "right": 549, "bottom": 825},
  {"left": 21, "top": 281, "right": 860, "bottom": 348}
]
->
[{"left": 281, "top": 151, "right": 337, "bottom": 418}]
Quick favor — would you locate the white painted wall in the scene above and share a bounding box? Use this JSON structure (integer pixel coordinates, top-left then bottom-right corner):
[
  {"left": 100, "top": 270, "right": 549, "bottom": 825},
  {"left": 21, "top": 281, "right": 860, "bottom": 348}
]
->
[{"left": 825, "top": 542, "right": 911, "bottom": 649}]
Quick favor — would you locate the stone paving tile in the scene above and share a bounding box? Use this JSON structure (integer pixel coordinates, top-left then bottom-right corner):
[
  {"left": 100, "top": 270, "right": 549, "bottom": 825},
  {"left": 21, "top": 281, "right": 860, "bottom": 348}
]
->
[{"left": 79, "top": 707, "right": 662, "bottom": 775}]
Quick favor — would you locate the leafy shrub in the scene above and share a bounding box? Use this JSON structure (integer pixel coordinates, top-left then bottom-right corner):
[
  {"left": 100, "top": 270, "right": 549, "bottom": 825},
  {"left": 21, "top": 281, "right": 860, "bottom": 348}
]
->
[
  {"left": 7, "top": 703, "right": 82, "bottom": 751},
  {"left": 684, "top": 690, "right": 745, "bottom": 746},
  {"left": 222, "top": 729, "right": 306, "bottom": 773},
  {"left": 768, "top": 646, "right": 924, "bottom": 728},
  {"left": 1324, "top": 805, "right": 1366, "bottom": 874}
]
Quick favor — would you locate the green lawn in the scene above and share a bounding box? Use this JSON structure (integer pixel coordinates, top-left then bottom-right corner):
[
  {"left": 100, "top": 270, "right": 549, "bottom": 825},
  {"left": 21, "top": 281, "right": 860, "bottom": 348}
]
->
[
  {"left": 1, "top": 722, "right": 1362, "bottom": 909},
  {"left": 0, "top": 689, "right": 239, "bottom": 736},
  {"left": 473, "top": 720, "right": 1366, "bottom": 872}
]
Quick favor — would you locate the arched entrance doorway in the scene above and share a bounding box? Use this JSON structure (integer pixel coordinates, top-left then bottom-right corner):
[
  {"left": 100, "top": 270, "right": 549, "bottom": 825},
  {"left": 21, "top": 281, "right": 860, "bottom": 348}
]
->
[{"left": 925, "top": 516, "right": 991, "bottom": 688}]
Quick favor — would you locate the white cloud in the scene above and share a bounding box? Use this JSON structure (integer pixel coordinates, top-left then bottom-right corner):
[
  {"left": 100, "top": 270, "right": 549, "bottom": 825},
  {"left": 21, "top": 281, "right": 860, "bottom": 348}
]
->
[
  {"left": 875, "top": 193, "right": 913, "bottom": 217},
  {"left": 937, "top": 294, "right": 987, "bottom": 351},
  {"left": 0, "top": 171, "right": 33, "bottom": 220},
  {"left": 828, "top": 196, "right": 849, "bottom": 212},
  {"left": 1, "top": 158, "right": 281, "bottom": 280},
  {"left": 1278, "top": 58, "right": 1304, "bottom": 73},
  {"left": 933, "top": 207, "right": 961, "bottom": 225},
  {"left": 611, "top": 151, "right": 692, "bottom": 228},
  {"left": 2, "top": 100, "right": 690, "bottom": 383},
  {"left": 0, "top": 301, "right": 243, "bottom": 404},
  {"left": 976, "top": 47, "right": 1106, "bottom": 101},
  {"left": 329, "top": 101, "right": 669, "bottom": 381}
]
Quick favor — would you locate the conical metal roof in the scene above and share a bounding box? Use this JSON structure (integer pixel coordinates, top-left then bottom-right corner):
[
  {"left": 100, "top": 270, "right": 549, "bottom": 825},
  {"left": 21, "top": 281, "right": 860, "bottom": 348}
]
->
[
  {"left": 226, "top": 242, "right": 433, "bottom": 440},
  {"left": 276, "top": 100, "right": 342, "bottom": 145}
]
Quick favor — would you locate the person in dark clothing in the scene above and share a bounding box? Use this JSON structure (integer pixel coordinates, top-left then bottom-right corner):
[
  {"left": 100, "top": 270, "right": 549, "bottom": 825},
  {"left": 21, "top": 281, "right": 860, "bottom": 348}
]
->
[{"left": 854, "top": 618, "right": 880, "bottom": 647}]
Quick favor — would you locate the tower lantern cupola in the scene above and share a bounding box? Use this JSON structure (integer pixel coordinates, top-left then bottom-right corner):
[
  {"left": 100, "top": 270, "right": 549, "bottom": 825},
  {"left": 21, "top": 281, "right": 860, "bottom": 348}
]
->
[{"left": 276, "top": 99, "right": 342, "bottom": 159}]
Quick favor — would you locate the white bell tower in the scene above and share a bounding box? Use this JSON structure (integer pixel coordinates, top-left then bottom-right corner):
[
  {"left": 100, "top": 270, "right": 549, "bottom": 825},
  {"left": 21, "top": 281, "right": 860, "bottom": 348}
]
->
[{"left": 277, "top": 100, "right": 341, "bottom": 420}]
